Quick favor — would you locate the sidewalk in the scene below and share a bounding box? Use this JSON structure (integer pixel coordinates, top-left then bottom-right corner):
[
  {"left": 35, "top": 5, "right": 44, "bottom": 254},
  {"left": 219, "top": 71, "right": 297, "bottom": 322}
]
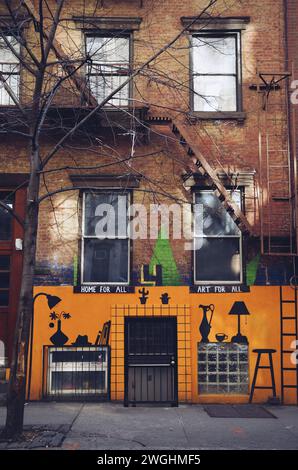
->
[{"left": 1, "top": 402, "right": 298, "bottom": 450}]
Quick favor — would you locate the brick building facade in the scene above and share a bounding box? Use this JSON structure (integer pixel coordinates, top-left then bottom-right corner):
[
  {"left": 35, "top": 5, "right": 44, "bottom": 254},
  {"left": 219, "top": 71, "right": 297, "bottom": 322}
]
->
[{"left": 0, "top": 1, "right": 297, "bottom": 405}]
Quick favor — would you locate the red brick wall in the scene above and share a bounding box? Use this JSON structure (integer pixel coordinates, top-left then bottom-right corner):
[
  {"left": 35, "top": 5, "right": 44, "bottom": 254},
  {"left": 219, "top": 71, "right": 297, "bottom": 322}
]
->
[{"left": 0, "top": 0, "right": 293, "bottom": 285}]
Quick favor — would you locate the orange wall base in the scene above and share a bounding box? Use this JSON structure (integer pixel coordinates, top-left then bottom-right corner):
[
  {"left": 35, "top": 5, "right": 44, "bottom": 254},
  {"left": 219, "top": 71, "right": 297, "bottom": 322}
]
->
[{"left": 29, "top": 286, "right": 297, "bottom": 405}]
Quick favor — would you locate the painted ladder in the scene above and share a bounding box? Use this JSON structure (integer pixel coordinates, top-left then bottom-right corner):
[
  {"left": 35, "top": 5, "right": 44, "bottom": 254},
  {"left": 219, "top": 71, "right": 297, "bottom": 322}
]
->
[{"left": 280, "top": 286, "right": 298, "bottom": 404}]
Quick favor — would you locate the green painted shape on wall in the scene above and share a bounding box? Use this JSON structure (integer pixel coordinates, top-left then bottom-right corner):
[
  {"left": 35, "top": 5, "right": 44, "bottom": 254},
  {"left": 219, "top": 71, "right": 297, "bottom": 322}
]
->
[
  {"left": 246, "top": 253, "right": 260, "bottom": 285},
  {"left": 73, "top": 255, "right": 78, "bottom": 286},
  {"left": 149, "top": 229, "right": 182, "bottom": 286}
]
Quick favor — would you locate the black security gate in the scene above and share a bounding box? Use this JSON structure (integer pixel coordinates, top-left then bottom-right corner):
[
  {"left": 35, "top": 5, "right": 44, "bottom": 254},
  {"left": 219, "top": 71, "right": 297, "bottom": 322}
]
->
[{"left": 124, "top": 316, "right": 178, "bottom": 406}]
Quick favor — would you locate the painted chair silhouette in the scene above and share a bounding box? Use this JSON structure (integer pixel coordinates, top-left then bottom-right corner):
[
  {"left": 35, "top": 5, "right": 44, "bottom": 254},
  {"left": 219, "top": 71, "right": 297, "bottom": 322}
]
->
[{"left": 249, "top": 349, "right": 277, "bottom": 403}]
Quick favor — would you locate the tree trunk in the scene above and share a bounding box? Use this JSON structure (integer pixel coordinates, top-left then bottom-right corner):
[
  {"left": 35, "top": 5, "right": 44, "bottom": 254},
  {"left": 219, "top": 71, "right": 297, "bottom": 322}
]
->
[{"left": 1, "top": 153, "right": 40, "bottom": 439}]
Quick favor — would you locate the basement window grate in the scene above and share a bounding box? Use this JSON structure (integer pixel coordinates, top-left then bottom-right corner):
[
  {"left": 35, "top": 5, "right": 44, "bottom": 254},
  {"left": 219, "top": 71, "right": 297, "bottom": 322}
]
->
[{"left": 44, "top": 346, "right": 110, "bottom": 400}]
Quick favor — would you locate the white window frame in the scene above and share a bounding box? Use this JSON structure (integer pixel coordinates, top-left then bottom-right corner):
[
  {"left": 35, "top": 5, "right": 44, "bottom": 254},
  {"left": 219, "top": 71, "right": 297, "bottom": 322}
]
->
[
  {"left": 191, "top": 32, "right": 241, "bottom": 113},
  {"left": 81, "top": 191, "right": 130, "bottom": 285},
  {"left": 193, "top": 189, "right": 243, "bottom": 285},
  {"left": 0, "top": 34, "right": 20, "bottom": 105}
]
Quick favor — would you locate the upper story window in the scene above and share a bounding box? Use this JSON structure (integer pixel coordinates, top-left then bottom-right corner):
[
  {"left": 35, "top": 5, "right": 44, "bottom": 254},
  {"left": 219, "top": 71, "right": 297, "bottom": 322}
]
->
[
  {"left": 85, "top": 34, "right": 130, "bottom": 106},
  {"left": 191, "top": 33, "right": 240, "bottom": 112},
  {"left": 194, "top": 190, "right": 242, "bottom": 284},
  {"left": 82, "top": 192, "right": 130, "bottom": 285},
  {"left": 0, "top": 35, "right": 20, "bottom": 105}
]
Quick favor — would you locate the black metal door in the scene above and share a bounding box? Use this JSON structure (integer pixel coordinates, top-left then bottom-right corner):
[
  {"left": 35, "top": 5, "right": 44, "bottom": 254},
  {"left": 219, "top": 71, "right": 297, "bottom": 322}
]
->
[{"left": 124, "top": 317, "right": 178, "bottom": 406}]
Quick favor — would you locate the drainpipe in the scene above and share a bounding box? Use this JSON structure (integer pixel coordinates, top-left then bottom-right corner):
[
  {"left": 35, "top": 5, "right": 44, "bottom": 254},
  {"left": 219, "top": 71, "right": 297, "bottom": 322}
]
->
[{"left": 283, "top": 0, "right": 298, "bottom": 267}]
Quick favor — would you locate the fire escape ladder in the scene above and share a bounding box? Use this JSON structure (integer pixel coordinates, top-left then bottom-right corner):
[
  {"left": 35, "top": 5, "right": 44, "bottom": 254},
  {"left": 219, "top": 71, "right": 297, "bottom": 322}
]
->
[
  {"left": 170, "top": 120, "right": 254, "bottom": 236},
  {"left": 257, "top": 63, "right": 297, "bottom": 255}
]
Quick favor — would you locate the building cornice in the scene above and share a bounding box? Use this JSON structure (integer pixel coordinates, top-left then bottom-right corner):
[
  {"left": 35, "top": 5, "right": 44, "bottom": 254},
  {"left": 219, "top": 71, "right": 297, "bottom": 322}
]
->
[{"left": 181, "top": 16, "right": 250, "bottom": 31}]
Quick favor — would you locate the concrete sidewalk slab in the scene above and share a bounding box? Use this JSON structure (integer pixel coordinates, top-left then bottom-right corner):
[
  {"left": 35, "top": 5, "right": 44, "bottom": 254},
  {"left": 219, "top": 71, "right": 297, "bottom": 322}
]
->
[
  {"left": 1, "top": 403, "right": 298, "bottom": 450},
  {"left": 0, "top": 402, "right": 83, "bottom": 428}
]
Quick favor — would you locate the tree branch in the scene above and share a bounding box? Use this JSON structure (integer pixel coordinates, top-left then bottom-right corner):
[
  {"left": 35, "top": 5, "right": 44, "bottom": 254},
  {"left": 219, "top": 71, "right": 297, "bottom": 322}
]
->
[
  {"left": 2, "top": 1, "right": 41, "bottom": 70},
  {"left": 41, "top": 0, "right": 218, "bottom": 169},
  {"left": 38, "top": 186, "right": 189, "bottom": 206},
  {"left": 0, "top": 71, "right": 27, "bottom": 117},
  {"left": 23, "top": 0, "right": 98, "bottom": 106},
  {"left": 0, "top": 30, "right": 36, "bottom": 76}
]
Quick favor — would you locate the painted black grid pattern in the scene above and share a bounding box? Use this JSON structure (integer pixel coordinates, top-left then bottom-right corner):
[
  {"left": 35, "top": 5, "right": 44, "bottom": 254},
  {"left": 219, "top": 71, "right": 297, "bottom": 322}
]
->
[
  {"left": 198, "top": 343, "right": 249, "bottom": 394},
  {"left": 111, "top": 304, "right": 192, "bottom": 402}
]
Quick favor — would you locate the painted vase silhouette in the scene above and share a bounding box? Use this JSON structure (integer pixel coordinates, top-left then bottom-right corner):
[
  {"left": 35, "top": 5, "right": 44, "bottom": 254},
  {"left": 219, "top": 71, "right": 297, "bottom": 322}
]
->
[
  {"left": 199, "top": 304, "right": 214, "bottom": 343},
  {"left": 50, "top": 319, "right": 68, "bottom": 346}
]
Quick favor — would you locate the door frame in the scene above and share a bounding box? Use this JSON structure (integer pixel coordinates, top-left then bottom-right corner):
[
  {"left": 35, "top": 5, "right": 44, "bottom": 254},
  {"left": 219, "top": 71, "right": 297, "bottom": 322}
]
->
[
  {"left": 0, "top": 184, "right": 26, "bottom": 362},
  {"left": 124, "top": 316, "right": 178, "bottom": 406}
]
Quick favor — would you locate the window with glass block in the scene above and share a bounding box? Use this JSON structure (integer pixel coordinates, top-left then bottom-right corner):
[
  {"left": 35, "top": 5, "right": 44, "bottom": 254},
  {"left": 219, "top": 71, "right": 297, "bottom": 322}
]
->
[{"left": 198, "top": 343, "right": 249, "bottom": 394}]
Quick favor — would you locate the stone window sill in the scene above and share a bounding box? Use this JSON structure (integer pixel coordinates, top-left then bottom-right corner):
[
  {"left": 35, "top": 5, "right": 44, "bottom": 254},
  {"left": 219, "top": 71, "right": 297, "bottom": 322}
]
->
[{"left": 188, "top": 111, "right": 246, "bottom": 123}]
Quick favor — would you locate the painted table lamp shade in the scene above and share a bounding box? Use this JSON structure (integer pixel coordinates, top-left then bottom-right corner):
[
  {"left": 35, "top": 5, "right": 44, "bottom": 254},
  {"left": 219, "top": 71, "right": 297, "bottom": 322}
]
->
[{"left": 229, "top": 301, "right": 250, "bottom": 345}]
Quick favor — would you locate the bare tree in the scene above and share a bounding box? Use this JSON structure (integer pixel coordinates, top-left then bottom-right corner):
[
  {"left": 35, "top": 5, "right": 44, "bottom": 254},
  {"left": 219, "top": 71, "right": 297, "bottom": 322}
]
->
[{"left": 0, "top": 0, "right": 235, "bottom": 438}]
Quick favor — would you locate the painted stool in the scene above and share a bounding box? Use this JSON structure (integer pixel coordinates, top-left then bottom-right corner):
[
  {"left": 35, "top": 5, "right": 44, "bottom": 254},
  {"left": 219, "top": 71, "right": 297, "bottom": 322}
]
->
[{"left": 249, "top": 349, "right": 277, "bottom": 403}]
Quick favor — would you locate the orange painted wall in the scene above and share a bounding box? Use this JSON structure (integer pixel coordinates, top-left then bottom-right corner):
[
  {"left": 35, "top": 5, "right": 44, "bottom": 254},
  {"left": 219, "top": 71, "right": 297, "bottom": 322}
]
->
[{"left": 30, "top": 286, "right": 297, "bottom": 404}]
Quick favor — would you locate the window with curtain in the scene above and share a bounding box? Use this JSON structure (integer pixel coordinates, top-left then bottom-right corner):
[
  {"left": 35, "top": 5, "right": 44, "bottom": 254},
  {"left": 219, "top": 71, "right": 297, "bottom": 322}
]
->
[
  {"left": 0, "top": 34, "right": 20, "bottom": 105},
  {"left": 194, "top": 190, "right": 242, "bottom": 283},
  {"left": 82, "top": 192, "right": 130, "bottom": 284},
  {"left": 192, "top": 34, "right": 240, "bottom": 112},
  {"left": 85, "top": 35, "right": 130, "bottom": 106}
]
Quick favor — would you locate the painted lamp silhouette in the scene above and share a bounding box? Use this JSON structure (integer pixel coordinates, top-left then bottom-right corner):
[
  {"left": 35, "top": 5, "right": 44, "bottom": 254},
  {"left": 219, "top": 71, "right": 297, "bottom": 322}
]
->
[
  {"left": 229, "top": 301, "right": 250, "bottom": 345},
  {"left": 199, "top": 304, "right": 215, "bottom": 343},
  {"left": 49, "top": 311, "right": 71, "bottom": 346}
]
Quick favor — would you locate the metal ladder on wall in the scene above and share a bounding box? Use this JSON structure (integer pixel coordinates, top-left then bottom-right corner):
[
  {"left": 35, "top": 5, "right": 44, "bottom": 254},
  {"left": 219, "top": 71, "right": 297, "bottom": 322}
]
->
[
  {"left": 170, "top": 118, "right": 253, "bottom": 237},
  {"left": 257, "top": 61, "right": 298, "bottom": 255},
  {"left": 280, "top": 285, "right": 298, "bottom": 404}
]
